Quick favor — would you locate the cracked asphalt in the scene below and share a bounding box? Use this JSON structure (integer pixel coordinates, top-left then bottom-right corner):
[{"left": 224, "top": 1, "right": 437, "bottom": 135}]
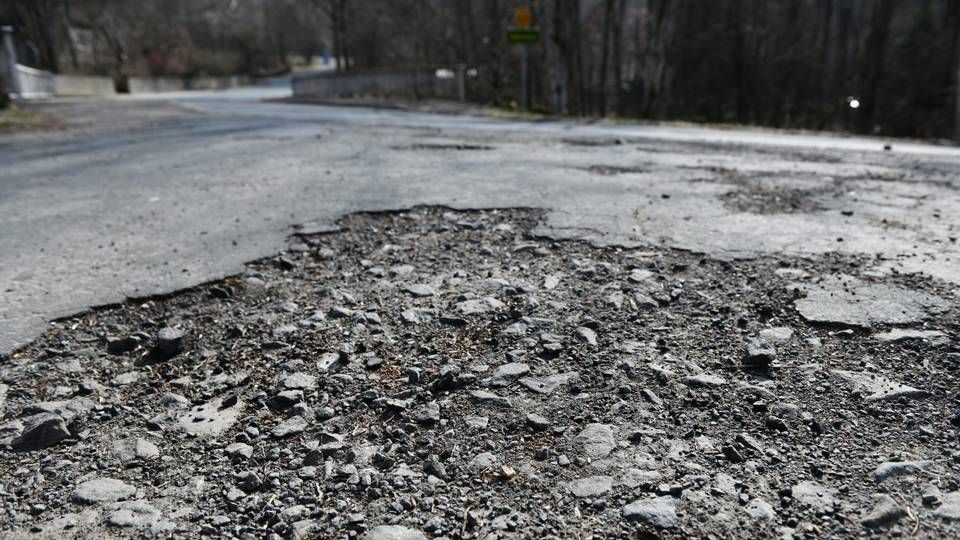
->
[
  {"left": 2, "top": 82, "right": 960, "bottom": 539},
  {"left": 1, "top": 82, "right": 959, "bottom": 355}
]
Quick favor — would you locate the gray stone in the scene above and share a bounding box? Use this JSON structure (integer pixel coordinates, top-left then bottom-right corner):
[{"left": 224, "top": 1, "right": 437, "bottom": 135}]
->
[
  {"left": 10, "top": 413, "right": 70, "bottom": 451},
  {"left": 873, "top": 328, "right": 948, "bottom": 344},
  {"left": 401, "top": 308, "right": 436, "bottom": 324},
  {"left": 469, "top": 452, "right": 500, "bottom": 470},
  {"left": 382, "top": 398, "right": 411, "bottom": 411},
  {"left": 272, "top": 415, "right": 309, "bottom": 438},
  {"left": 543, "top": 274, "right": 561, "bottom": 290},
  {"left": 526, "top": 413, "right": 551, "bottom": 431},
  {"left": 832, "top": 371, "right": 928, "bottom": 402},
  {"left": 794, "top": 276, "right": 948, "bottom": 328},
  {"left": 518, "top": 372, "right": 579, "bottom": 394},
  {"left": 934, "top": 492, "right": 960, "bottom": 521},
  {"left": 111, "top": 371, "right": 141, "bottom": 386},
  {"left": 317, "top": 352, "right": 348, "bottom": 372},
  {"left": 72, "top": 477, "right": 136, "bottom": 504},
  {"left": 629, "top": 269, "right": 655, "bottom": 283},
  {"left": 157, "top": 327, "right": 186, "bottom": 356},
  {"left": 464, "top": 416, "right": 489, "bottom": 429},
  {"left": 622, "top": 496, "right": 677, "bottom": 528},
  {"left": 390, "top": 265, "right": 415, "bottom": 276},
  {"left": 235, "top": 471, "right": 262, "bottom": 492},
  {"left": 455, "top": 297, "right": 505, "bottom": 315},
  {"left": 423, "top": 456, "right": 447, "bottom": 480},
  {"left": 682, "top": 374, "right": 727, "bottom": 388},
  {"left": 791, "top": 481, "right": 836, "bottom": 513},
  {"left": 922, "top": 484, "right": 942, "bottom": 506},
  {"left": 503, "top": 316, "right": 557, "bottom": 335},
  {"left": 744, "top": 337, "right": 776, "bottom": 367},
  {"left": 113, "top": 438, "right": 160, "bottom": 462},
  {"left": 178, "top": 396, "right": 242, "bottom": 436},
  {"left": 328, "top": 306, "right": 355, "bottom": 318},
  {"left": 280, "top": 505, "right": 309, "bottom": 521},
  {"left": 735, "top": 432, "right": 764, "bottom": 454},
  {"left": 574, "top": 423, "right": 616, "bottom": 458},
  {"left": 267, "top": 390, "right": 303, "bottom": 410},
  {"left": 411, "top": 402, "right": 440, "bottom": 424},
  {"left": 872, "top": 460, "right": 934, "bottom": 483},
  {"left": 282, "top": 372, "right": 316, "bottom": 390},
  {"left": 576, "top": 327, "right": 598, "bottom": 346},
  {"left": 489, "top": 363, "right": 530, "bottom": 387},
  {"left": 22, "top": 397, "right": 94, "bottom": 421},
  {"left": 107, "top": 335, "right": 138, "bottom": 354},
  {"left": 225, "top": 442, "right": 254, "bottom": 460},
  {"left": 745, "top": 498, "right": 776, "bottom": 521},
  {"left": 469, "top": 390, "right": 512, "bottom": 409},
  {"left": 769, "top": 401, "right": 801, "bottom": 419},
  {"left": 272, "top": 324, "right": 298, "bottom": 337},
  {"left": 106, "top": 501, "right": 161, "bottom": 528},
  {"left": 621, "top": 469, "right": 663, "bottom": 488},
  {"left": 363, "top": 525, "right": 427, "bottom": 540},
  {"left": 0, "top": 383, "right": 7, "bottom": 414},
  {"left": 569, "top": 476, "right": 613, "bottom": 497},
  {"left": 759, "top": 327, "right": 794, "bottom": 344},
  {"left": 292, "top": 519, "right": 320, "bottom": 536},
  {"left": 159, "top": 393, "right": 190, "bottom": 409},
  {"left": 861, "top": 494, "right": 905, "bottom": 529},
  {"left": 403, "top": 284, "right": 436, "bottom": 297},
  {"left": 634, "top": 293, "right": 659, "bottom": 310}
]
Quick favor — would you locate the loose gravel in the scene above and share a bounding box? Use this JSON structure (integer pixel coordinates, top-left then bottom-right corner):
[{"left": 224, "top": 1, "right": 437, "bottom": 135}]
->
[{"left": 1, "top": 207, "right": 958, "bottom": 539}]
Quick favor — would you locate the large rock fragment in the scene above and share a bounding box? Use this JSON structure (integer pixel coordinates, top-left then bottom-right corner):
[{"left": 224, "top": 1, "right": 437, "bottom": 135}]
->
[
  {"left": 794, "top": 276, "right": 948, "bottom": 328},
  {"left": 622, "top": 496, "right": 678, "bottom": 528},
  {"left": 11, "top": 413, "right": 71, "bottom": 451},
  {"left": 72, "top": 478, "right": 136, "bottom": 504}
]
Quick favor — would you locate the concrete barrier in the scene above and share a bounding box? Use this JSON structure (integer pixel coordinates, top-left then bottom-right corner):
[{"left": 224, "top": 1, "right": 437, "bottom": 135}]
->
[
  {"left": 10, "top": 70, "right": 253, "bottom": 99},
  {"left": 14, "top": 64, "right": 54, "bottom": 98},
  {"left": 129, "top": 75, "right": 251, "bottom": 94},
  {"left": 186, "top": 75, "right": 250, "bottom": 90},
  {"left": 292, "top": 67, "right": 460, "bottom": 101},
  {"left": 128, "top": 77, "right": 186, "bottom": 94},
  {"left": 53, "top": 75, "right": 116, "bottom": 96}
]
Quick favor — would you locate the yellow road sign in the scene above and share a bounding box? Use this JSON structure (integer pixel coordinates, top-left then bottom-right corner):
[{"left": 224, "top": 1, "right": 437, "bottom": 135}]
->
[{"left": 515, "top": 7, "right": 533, "bottom": 29}]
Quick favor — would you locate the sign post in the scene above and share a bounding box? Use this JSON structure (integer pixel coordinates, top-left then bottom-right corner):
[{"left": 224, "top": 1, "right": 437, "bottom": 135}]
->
[{"left": 507, "top": 7, "right": 539, "bottom": 111}]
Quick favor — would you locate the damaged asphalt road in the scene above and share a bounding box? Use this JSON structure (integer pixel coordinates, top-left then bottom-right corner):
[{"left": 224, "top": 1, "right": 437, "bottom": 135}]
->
[
  {"left": 1, "top": 92, "right": 959, "bottom": 354},
  {"left": 0, "top": 207, "right": 958, "bottom": 538},
  {"left": 0, "top": 91, "right": 958, "bottom": 537}
]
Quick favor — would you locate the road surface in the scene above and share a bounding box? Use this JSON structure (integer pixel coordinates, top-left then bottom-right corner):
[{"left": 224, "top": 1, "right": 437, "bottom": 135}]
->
[{"left": 2, "top": 81, "right": 959, "bottom": 353}]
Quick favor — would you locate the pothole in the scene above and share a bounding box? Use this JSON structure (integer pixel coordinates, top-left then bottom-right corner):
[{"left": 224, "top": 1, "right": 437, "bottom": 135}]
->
[
  {"left": 562, "top": 137, "right": 632, "bottom": 147},
  {"left": 400, "top": 143, "right": 494, "bottom": 151},
  {"left": 0, "top": 206, "right": 957, "bottom": 538},
  {"left": 582, "top": 164, "right": 651, "bottom": 176}
]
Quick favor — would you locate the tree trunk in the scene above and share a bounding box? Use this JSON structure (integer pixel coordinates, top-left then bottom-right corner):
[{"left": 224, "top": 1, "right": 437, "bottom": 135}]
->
[
  {"left": 612, "top": 0, "right": 625, "bottom": 115},
  {"left": 641, "top": 0, "right": 671, "bottom": 119},
  {"left": 572, "top": 0, "right": 585, "bottom": 116},
  {"left": 858, "top": 0, "right": 894, "bottom": 133},
  {"left": 732, "top": 0, "right": 746, "bottom": 123},
  {"left": 950, "top": 0, "right": 960, "bottom": 142},
  {"left": 598, "top": 0, "right": 614, "bottom": 115},
  {"left": 547, "top": 0, "right": 570, "bottom": 114},
  {"left": 338, "top": 0, "right": 350, "bottom": 71},
  {"left": 955, "top": 38, "right": 960, "bottom": 141}
]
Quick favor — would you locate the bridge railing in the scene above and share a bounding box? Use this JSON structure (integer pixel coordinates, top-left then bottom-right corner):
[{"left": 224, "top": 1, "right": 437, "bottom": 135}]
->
[{"left": 292, "top": 67, "right": 466, "bottom": 102}]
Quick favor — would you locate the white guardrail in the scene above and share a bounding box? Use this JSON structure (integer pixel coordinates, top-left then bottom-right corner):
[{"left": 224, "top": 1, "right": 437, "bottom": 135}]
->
[{"left": 13, "top": 64, "right": 54, "bottom": 98}]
